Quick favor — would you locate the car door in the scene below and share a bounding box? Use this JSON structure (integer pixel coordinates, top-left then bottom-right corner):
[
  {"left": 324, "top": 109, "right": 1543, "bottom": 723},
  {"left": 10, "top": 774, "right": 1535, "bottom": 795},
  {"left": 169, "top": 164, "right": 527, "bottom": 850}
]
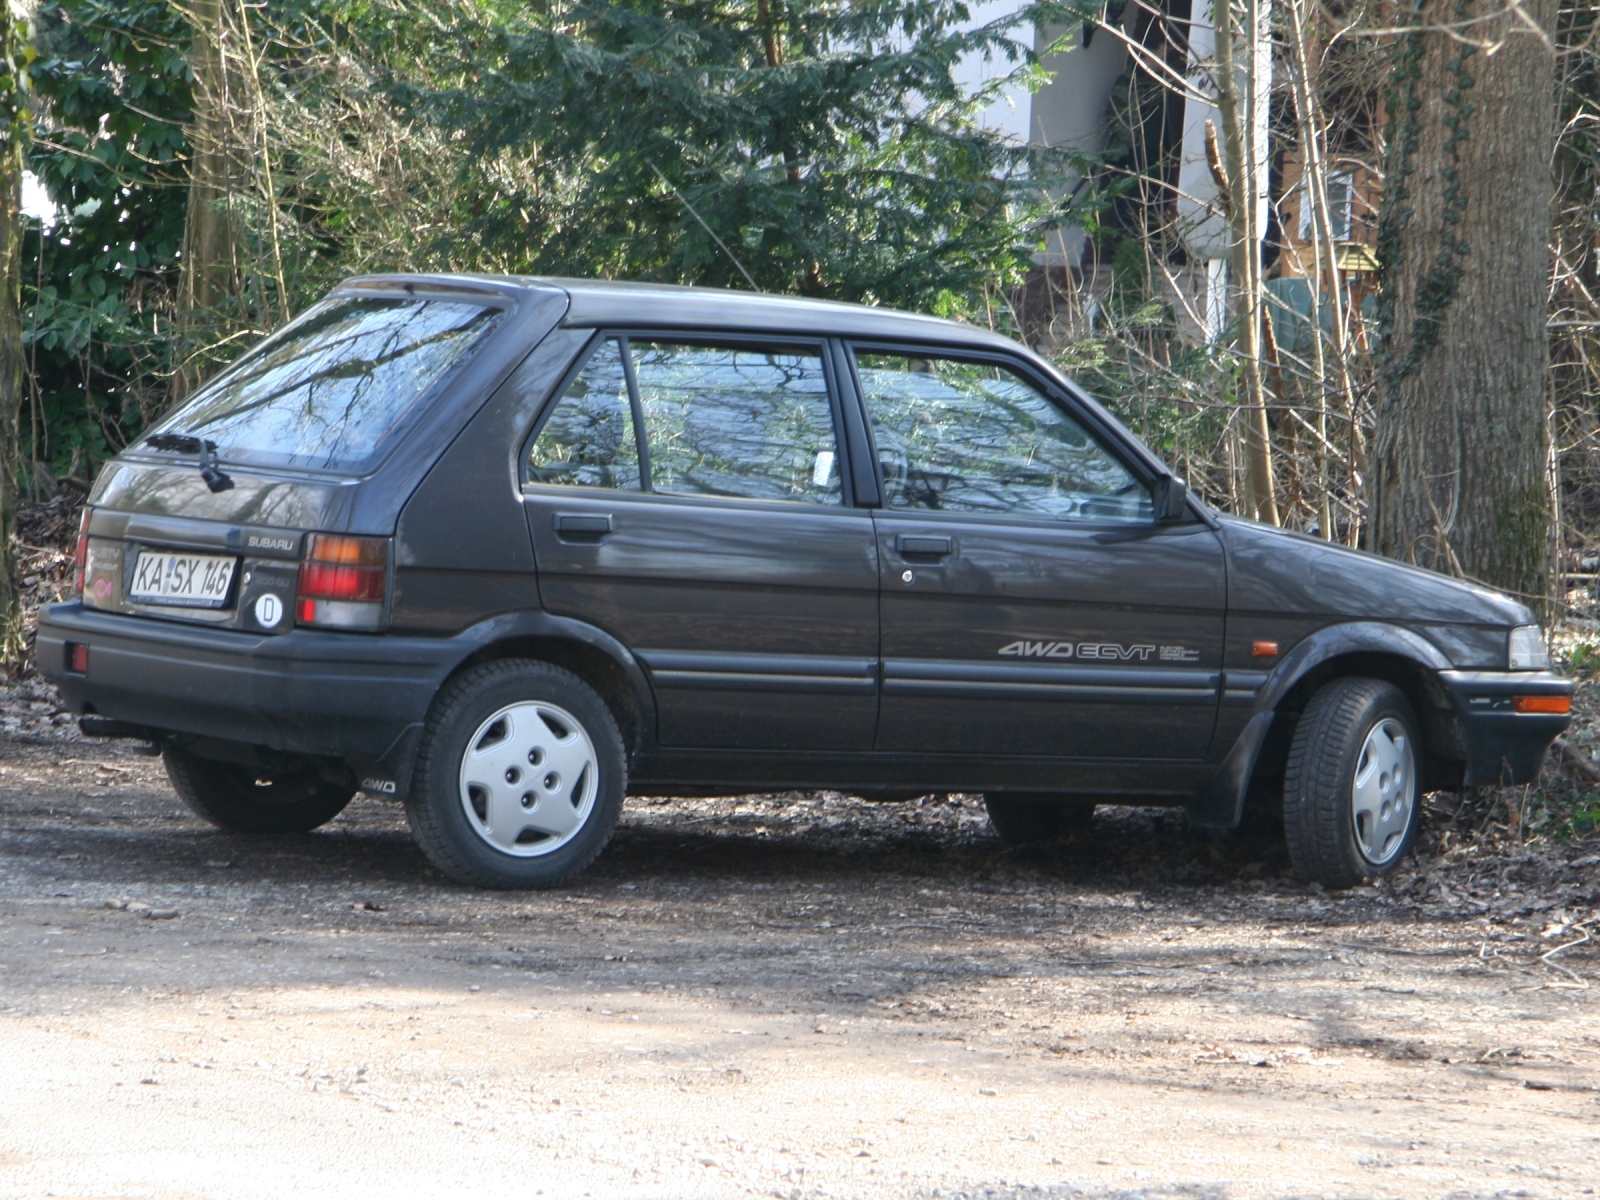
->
[
  {"left": 521, "top": 333, "right": 879, "bottom": 751},
  {"left": 849, "top": 346, "right": 1226, "bottom": 761}
]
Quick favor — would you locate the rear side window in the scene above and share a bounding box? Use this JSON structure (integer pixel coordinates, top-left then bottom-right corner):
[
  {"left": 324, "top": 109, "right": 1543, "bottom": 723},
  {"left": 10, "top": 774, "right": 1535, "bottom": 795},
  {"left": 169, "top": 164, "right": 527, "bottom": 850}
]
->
[
  {"left": 527, "top": 338, "right": 842, "bottom": 505},
  {"left": 854, "top": 352, "right": 1151, "bottom": 523},
  {"left": 142, "top": 295, "right": 504, "bottom": 473},
  {"left": 527, "top": 339, "right": 641, "bottom": 489},
  {"left": 633, "top": 342, "right": 840, "bottom": 504}
]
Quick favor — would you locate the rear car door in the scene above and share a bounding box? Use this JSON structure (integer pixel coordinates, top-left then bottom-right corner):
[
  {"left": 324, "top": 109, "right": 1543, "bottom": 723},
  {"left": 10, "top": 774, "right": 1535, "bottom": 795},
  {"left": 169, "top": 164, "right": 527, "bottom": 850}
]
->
[
  {"left": 521, "top": 333, "right": 879, "bottom": 750},
  {"left": 851, "top": 347, "right": 1227, "bottom": 760}
]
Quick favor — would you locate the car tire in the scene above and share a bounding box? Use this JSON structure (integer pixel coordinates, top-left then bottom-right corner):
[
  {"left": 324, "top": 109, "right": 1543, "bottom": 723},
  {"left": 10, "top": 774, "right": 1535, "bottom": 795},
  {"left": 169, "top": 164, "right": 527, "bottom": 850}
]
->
[
  {"left": 405, "top": 660, "right": 625, "bottom": 889},
  {"left": 983, "top": 794, "right": 1096, "bottom": 844},
  {"left": 163, "top": 746, "right": 356, "bottom": 834},
  {"left": 1283, "top": 677, "right": 1421, "bottom": 888}
]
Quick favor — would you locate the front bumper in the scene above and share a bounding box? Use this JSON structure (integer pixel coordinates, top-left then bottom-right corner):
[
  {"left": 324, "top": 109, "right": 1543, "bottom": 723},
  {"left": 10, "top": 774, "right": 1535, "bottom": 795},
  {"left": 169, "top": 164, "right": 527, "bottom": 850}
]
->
[
  {"left": 37, "top": 602, "right": 462, "bottom": 793},
  {"left": 1438, "top": 669, "right": 1574, "bottom": 786}
]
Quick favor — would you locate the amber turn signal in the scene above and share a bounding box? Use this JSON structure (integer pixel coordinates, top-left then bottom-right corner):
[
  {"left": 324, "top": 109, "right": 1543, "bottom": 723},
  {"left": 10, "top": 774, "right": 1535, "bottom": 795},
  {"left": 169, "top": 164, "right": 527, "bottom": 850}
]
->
[
  {"left": 1251, "top": 641, "right": 1279, "bottom": 658},
  {"left": 1511, "top": 695, "right": 1571, "bottom": 715}
]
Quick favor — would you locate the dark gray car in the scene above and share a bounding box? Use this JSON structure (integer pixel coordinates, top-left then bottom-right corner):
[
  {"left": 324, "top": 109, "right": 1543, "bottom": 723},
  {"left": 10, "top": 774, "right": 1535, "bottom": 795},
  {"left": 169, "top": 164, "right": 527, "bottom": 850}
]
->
[{"left": 37, "top": 275, "right": 1573, "bottom": 889}]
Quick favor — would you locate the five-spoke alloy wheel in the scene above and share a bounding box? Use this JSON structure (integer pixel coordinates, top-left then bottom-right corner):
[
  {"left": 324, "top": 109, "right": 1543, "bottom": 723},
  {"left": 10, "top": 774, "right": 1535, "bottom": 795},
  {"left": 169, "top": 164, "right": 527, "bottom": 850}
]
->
[
  {"left": 407, "top": 660, "right": 625, "bottom": 888},
  {"left": 1283, "top": 677, "right": 1421, "bottom": 888}
]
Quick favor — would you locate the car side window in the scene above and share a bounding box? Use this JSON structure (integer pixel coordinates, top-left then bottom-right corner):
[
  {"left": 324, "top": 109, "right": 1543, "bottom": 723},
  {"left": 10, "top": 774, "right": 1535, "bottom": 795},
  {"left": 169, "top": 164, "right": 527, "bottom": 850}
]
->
[
  {"left": 632, "top": 342, "right": 841, "bottom": 505},
  {"left": 854, "top": 352, "right": 1152, "bottom": 523},
  {"left": 527, "top": 338, "right": 642, "bottom": 489}
]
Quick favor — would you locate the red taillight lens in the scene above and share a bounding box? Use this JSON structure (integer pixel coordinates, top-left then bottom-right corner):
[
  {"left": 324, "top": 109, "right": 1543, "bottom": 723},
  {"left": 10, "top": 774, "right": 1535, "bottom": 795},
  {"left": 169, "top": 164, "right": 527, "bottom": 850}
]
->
[
  {"left": 72, "top": 507, "right": 91, "bottom": 597},
  {"left": 296, "top": 534, "right": 389, "bottom": 631},
  {"left": 297, "top": 561, "right": 387, "bottom": 602},
  {"left": 66, "top": 642, "right": 88, "bottom": 674}
]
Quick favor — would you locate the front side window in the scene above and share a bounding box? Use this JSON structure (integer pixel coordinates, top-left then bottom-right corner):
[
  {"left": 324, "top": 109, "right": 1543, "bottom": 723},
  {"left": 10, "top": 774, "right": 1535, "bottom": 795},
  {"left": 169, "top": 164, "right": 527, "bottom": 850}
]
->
[
  {"left": 855, "top": 352, "right": 1151, "bottom": 523},
  {"left": 144, "top": 294, "right": 504, "bottom": 474},
  {"left": 632, "top": 342, "right": 840, "bottom": 505},
  {"left": 527, "top": 338, "right": 641, "bottom": 489}
]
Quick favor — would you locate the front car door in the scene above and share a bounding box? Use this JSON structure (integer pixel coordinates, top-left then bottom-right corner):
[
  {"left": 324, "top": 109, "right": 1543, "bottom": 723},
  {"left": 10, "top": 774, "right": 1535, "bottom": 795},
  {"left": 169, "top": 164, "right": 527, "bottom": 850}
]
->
[
  {"left": 521, "top": 333, "right": 879, "bottom": 751},
  {"left": 851, "top": 347, "right": 1227, "bottom": 765}
]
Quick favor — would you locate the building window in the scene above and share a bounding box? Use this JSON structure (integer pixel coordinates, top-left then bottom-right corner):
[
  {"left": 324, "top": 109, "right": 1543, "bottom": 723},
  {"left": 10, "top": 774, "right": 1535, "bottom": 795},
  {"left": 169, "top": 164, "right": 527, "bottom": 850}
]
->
[{"left": 1299, "top": 171, "right": 1354, "bottom": 241}]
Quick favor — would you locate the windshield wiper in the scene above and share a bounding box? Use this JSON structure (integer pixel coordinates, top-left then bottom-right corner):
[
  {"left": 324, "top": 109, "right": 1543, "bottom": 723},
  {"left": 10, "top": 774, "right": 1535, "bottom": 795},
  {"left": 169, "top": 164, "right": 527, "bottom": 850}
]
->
[{"left": 144, "top": 433, "right": 235, "bottom": 493}]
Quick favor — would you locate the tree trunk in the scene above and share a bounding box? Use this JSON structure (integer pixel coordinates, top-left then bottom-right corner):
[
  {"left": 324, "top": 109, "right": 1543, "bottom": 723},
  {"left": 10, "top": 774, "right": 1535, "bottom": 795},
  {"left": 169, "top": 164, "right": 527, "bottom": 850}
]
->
[
  {"left": 0, "top": 9, "right": 29, "bottom": 669},
  {"left": 1371, "top": 0, "right": 1556, "bottom": 602},
  {"left": 1211, "top": 0, "right": 1278, "bottom": 526},
  {"left": 174, "top": 0, "right": 243, "bottom": 403}
]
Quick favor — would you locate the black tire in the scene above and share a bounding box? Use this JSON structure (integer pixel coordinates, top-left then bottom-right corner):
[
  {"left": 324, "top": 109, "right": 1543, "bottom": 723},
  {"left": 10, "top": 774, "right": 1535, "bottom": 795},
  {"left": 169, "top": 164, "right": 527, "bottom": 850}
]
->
[
  {"left": 1283, "top": 677, "right": 1422, "bottom": 888},
  {"left": 983, "top": 794, "right": 1096, "bottom": 844},
  {"left": 163, "top": 746, "right": 355, "bottom": 834},
  {"left": 405, "top": 659, "right": 625, "bottom": 889}
]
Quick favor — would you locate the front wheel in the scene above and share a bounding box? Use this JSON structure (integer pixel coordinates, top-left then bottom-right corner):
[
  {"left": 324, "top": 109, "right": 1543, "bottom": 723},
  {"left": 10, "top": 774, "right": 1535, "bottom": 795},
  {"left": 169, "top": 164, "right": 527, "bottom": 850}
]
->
[
  {"left": 164, "top": 746, "right": 355, "bottom": 834},
  {"left": 405, "top": 660, "right": 625, "bottom": 889},
  {"left": 1282, "top": 678, "right": 1421, "bottom": 888}
]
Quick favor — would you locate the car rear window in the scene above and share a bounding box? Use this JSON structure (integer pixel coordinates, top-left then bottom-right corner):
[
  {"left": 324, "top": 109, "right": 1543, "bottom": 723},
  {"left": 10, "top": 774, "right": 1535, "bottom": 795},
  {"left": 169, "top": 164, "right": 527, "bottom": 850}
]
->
[{"left": 140, "top": 295, "right": 505, "bottom": 473}]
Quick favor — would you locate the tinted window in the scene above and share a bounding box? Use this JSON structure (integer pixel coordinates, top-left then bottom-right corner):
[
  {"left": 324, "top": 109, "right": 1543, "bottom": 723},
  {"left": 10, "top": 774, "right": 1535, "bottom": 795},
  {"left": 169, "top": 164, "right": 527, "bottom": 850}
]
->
[
  {"left": 855, "top": 353, "right": 1150, "bottom": 522},
  {"left": 633, "top": 342, "right": 840, "bottom": 504},
  {"left": 145, "top": 295, "right": 503, "bottom": 473},
  {"left": 527, "top": 339, "right": 641, "bottom": 489}
]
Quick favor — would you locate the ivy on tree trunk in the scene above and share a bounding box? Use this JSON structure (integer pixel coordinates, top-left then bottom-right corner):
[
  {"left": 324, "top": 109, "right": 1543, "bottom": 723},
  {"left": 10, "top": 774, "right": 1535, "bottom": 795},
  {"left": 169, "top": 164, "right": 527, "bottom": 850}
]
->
[{"left": 1372, "top": 0, "right": 1557, "bottom": 605}]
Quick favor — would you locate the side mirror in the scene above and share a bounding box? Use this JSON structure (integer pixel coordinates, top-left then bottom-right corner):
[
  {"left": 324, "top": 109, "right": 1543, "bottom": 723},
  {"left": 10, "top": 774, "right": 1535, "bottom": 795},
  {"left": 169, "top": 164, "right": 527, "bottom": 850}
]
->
[{"left": 1152, "top": 474, "right": 1188, "bottom": 523}]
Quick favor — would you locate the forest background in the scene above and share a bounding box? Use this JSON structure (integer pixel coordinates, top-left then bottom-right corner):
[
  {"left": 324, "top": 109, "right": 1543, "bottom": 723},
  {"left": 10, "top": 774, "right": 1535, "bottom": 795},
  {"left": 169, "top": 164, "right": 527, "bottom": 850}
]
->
[{"left": 0, "top": 0, "right": 1592, "bottom": 643}]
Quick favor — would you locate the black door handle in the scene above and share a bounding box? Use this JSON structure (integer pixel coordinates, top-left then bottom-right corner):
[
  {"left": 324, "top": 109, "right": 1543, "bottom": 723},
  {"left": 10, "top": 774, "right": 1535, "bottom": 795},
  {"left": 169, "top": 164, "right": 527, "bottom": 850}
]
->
[
  {"left": 554, "top": 513, "right": 613, "bottom": 536},
  {"left": 898, "top": 534, "right": 952, "bottom": 557}
]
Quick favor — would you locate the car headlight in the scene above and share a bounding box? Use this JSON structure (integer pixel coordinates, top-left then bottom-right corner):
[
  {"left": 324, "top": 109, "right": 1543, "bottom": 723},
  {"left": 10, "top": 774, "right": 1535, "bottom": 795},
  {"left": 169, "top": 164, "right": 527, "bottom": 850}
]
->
[{"left": 1508, "top": 625, "right": 1551, "bottom": 671}]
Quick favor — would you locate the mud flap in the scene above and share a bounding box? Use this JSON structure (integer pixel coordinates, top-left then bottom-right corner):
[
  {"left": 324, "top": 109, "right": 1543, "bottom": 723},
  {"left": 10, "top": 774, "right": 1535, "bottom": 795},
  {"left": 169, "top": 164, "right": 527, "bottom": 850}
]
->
[{"left": 1187, "top": 710, "right": 1276, "bottom": 832}]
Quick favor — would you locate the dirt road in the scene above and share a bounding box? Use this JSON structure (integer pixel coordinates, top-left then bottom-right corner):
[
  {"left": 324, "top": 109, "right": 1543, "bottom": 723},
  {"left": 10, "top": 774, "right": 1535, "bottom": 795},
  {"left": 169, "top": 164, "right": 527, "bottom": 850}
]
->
[{"left": 1, "top": 738, "right": 1597, "bottom": 1199}]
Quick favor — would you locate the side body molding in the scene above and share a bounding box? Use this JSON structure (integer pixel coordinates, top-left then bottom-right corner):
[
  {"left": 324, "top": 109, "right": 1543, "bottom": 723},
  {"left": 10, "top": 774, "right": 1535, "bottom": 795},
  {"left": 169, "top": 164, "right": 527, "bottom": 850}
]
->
[{"left": 1187, "top": 621, "right": 1455, "bottom": 831}]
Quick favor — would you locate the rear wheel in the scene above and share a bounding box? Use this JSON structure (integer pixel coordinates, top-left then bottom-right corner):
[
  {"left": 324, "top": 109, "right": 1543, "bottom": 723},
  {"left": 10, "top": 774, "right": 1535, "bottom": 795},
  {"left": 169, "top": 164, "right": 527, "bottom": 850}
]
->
[
  {"left": 1283, "top": 677, "right": 1421, "bottom": 888},
  {"left": 983, "top": 794, "right": 1096, "bottom": 844},
  {"left": 164, "top": 746, "right": 355, "bottom": 834},
  {"left": 406, "top": 660, "right": 625, "bottom": 889}
]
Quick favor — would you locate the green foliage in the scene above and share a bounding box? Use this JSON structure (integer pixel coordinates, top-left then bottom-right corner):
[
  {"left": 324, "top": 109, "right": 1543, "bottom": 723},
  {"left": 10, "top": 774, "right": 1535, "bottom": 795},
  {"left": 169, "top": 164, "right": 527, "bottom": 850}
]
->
[
  {"left": 9, "top": 0, "right": 1106, "bottom": 477},
  {"left": 386, "top": 0, "right": 1097, "bottom": 315},
  {"left": 1567, "top": 641, "right": 1600, "bottom": 675},
  {"left": 23, "top": 0, "right": 191, "bottom": 478},
  {"left": 1563, "top": 797, "right": 1600, "bottom": 840}
]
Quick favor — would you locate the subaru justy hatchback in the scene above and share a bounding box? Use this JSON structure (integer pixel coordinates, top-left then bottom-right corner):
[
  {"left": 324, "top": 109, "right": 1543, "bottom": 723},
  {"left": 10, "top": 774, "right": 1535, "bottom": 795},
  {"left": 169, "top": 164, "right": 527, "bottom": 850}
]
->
[{"left": 39, "top": 275, "right": 1573, "bottom": 888}]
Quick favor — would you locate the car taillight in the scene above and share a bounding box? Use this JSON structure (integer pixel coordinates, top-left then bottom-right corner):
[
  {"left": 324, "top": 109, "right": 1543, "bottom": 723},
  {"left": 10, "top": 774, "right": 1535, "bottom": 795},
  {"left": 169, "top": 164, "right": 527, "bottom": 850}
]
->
[
  {"left": 296, "top": 534, "right": 389, "bottom": 631},
  {"left": 72, "top": 506, "right": 91, "bottom": 597}
]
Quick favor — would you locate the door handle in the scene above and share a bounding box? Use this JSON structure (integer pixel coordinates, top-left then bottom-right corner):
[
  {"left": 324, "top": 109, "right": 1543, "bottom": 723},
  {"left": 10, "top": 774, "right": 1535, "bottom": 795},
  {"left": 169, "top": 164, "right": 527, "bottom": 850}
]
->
[
  {"left": 554, "top": 513, "right": 613, "bottom": 537},
  {"left": 897, "top": 534, "right": 952, "bottom": 558}
]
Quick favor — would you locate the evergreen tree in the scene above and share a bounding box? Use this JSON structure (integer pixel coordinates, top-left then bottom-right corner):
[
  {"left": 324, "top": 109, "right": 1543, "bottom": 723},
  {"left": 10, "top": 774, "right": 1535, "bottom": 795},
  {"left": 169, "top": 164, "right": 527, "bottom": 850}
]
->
[{"left": 389, "top": 0, "right": 1093, "bottom": 316}]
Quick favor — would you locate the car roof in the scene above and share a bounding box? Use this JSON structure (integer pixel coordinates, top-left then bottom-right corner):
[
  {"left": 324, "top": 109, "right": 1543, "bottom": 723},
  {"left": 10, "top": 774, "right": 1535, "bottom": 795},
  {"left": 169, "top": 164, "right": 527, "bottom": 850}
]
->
[{"left": 338, "top": 273, "right": 1025, "bottom": 353}]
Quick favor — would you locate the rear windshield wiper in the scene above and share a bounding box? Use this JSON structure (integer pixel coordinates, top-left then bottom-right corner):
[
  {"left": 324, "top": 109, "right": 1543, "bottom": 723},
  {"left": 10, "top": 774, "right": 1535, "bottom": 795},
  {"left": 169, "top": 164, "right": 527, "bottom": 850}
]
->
[{"left": 144, "top": 433, "right": 235, "bottom": 493}]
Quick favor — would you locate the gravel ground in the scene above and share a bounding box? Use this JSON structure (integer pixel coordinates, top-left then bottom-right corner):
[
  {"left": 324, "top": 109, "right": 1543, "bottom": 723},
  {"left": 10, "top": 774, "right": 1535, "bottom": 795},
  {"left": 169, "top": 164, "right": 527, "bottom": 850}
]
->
[
  {"left": 2, "top": 495, "right": 1597, "bottom": 1196},
  {"left": 1, "top": 739, "right": 1596, "bottom": 1200}
]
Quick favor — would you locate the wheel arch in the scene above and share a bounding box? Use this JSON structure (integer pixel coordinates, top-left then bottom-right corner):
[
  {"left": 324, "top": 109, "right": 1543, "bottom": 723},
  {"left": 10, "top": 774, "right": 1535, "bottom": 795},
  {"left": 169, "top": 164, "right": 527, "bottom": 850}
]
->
[
  {"left": 439, "top": 613, "right": 657, "bottom": 764},
  {"left": 1191, "top": 622, "right": 1463, "bottom": 830}
]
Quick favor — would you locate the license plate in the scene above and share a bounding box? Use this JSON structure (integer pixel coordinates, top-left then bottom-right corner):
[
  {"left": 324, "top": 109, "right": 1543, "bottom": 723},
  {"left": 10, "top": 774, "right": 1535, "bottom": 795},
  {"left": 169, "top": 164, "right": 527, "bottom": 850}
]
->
[{"left": 128, "top": 550, "right": 238, "bottom": 609}]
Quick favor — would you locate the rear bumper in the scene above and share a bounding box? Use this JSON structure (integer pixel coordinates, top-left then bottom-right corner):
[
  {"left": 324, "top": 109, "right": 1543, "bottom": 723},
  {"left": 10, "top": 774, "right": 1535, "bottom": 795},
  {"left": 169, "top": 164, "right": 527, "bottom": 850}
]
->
[
  {"left": 37, "top": 602, "right": 459, "bottom": 791},
  {"left": 1438, "top": 669, "right": 1573, "bottom": 786}
]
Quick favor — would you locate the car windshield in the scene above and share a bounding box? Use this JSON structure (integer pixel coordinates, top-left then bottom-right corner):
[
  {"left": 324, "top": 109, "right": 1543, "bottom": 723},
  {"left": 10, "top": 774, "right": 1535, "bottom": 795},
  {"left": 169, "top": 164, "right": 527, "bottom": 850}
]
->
[{"left": 141, "top": 295, "right": 504, "bottom": 473}]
